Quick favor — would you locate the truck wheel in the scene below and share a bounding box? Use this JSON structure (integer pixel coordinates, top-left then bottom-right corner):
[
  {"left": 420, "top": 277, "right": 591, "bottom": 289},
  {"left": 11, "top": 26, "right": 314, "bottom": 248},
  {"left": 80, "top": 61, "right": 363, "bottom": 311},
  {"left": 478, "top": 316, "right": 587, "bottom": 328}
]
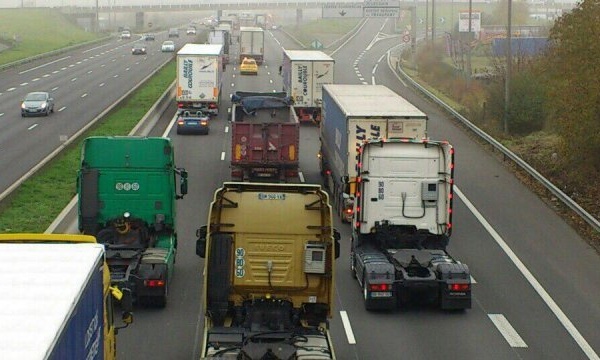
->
[
  {"left": 155, "top": 286, "right": 168, "bottom": 308},
  {"left": 350, "top": 253, "right": 356, "bottom": 279},
  {"left": 363, "top": 280, "right": 375, "bottom": 311}
]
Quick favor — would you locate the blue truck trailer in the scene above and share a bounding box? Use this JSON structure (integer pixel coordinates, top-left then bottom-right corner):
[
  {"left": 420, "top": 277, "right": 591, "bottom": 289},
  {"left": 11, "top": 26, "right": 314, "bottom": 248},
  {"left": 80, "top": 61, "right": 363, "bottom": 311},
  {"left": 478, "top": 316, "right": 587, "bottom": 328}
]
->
[
  {"left": 0, "top": 234, "right": 132, "bottom": 360},
  {"left": 319, "top": 84, "right": 428, "bottom": 223}
]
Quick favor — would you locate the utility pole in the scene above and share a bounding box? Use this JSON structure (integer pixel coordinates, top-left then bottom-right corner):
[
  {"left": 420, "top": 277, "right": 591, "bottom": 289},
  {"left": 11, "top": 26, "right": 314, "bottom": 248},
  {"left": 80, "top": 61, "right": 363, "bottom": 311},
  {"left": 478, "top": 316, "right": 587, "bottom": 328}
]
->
[
  {"left": 431, "top": 0, "right": 435, "bottom": 44},
  {"left": 466, "top": 0, "right": 472, "bottom": 85},
  {"left": 504, "top": 0, "right": 512, "bottom": 134},
  {"left": 96, "top": 0, "right": 99, "bottom": 33},
  {"left": 425, "top": 0, "right": 429, "bottom": 43}
]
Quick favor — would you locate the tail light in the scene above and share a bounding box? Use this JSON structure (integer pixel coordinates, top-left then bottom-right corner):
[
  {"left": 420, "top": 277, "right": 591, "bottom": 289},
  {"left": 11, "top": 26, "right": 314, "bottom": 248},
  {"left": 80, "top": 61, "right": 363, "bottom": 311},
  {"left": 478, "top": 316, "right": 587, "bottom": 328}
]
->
[
  {"left": 209, "top": 103, "right": 217, "bottom": 109},
  {"left": 145, "top": 279, "right": 165, "bottom": 287},
  {"left": 177, "top": 103, "right": 183, "bottom": 108},
  {"left": 345, "top": 207, "right": 353, "bottom": 215},
  {"left": 448, "top": 283, "right": 470, "bottom": 292},
  {"left": 369, "top": 283, "right": 391, "bottom": 292}
]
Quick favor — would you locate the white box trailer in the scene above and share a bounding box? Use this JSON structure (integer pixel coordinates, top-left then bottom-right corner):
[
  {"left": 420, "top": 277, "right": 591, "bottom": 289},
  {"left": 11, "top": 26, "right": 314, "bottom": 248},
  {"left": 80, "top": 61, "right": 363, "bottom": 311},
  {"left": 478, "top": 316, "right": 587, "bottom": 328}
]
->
[
  {"left": 239, "top": 26, "right": 264, "bottom": 64},
  {"left": 176, "top": 44, "right": 224, "bottom": 116},
  {"left": 0, "top": 242, "right": 107, "bottom": 359},
  {"left": 319, "top": 84, "right": 428, "bottom": 222},
  {"left": 282, "top": 49, "right": 335, "bottom": 123}
]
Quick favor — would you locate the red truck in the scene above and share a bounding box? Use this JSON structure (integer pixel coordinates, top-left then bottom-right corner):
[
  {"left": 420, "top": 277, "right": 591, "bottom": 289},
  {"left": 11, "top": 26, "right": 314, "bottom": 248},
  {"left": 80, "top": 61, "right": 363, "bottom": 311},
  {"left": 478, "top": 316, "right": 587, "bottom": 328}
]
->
[{"left": 230, "top": 91, "right": 299, "bottom": 182}]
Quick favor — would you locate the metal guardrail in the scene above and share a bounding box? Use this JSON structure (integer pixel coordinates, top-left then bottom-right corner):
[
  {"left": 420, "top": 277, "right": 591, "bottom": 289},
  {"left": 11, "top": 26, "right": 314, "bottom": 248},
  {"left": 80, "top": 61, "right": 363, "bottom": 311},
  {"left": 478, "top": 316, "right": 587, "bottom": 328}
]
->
[{"left": 392, "top": 55, "right": 600, "bottom": 233}]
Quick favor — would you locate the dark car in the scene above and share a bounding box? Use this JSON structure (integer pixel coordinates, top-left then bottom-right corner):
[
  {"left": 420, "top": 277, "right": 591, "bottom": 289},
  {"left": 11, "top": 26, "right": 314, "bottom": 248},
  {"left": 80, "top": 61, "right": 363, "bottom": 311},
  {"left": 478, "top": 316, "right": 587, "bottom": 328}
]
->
[
  {"left": 143, "top": 33, "right": 155, "bottom": 41},
  {"left": 131, "top": 43, "right": 147, "bottom": 55},
  {"left": 168, "top": 28, "right": 180, "bottom": 38},
  {"left": 176, "top": 112, "right": 209, "bottom": 135},
  {"left": 21, "top": 91, "right": 54, "bottom": 117}
]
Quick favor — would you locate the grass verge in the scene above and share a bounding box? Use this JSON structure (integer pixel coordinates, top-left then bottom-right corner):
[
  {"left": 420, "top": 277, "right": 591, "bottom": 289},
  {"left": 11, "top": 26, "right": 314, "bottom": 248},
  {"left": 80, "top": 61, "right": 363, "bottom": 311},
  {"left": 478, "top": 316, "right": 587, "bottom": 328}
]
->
[
  {"left": 0, "top": 61, "right": 176, "bottom": 233},
  {"left": 0, "top": 9, "right": 102, "bottom": 65}
]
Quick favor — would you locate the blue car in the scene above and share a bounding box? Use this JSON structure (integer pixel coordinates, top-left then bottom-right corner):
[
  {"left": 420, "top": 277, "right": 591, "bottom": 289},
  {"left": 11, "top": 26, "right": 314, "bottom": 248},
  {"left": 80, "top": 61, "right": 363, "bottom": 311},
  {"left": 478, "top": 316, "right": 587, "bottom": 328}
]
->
[{"left": 176, "top": 113, "right": 209, "bottom": 135}]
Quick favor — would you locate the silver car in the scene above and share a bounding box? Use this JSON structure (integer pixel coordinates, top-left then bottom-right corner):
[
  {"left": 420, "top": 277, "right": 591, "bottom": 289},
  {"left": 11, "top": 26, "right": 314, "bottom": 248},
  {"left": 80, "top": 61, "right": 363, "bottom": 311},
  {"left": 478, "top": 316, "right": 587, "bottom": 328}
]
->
[
  {"left": 21, "top": 92, "right": 54, "bottom": 117},
  {"left": 161, "top": 40, "right": 175, "bottom": 52}
]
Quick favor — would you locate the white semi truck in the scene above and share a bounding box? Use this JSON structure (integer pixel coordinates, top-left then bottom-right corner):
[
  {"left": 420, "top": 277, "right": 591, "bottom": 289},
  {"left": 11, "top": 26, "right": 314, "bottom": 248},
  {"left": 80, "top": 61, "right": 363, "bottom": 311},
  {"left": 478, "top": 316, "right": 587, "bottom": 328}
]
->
[
  {"left": 176, "top": 44, "right": 224, "bottom": 116},
  {"left": 282, "top": 49, "right": 334, "bottom": 124},
  {"left": 239, "top": 26, "right": 264, "bottom": 64},
  {"left": 349, "top": 138, "right": 472, "bottom": 311},
  {"left": 319, "top": 84, "right": 428, "bottom": 222}
]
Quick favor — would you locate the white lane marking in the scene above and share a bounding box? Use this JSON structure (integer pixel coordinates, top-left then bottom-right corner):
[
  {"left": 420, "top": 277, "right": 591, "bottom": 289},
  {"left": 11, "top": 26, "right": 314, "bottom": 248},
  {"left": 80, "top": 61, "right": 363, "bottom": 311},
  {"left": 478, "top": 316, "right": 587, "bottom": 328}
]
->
[
  {"left": 113, "top": 74, "right": 119, "bottom": 78},
  {"left": 52, "top": 70, "right": 59, "bottom": 74},
  {"left": 456, "top": 187, "right": 599, "bottom": 359},
  {"left": 58, "top": 106, "right": 66, "bottom": 112},
  {"left": 20, "top": 82, "right": 28, "bottom": 86},
  {"left": 372, "top": 64, "right": 379, "bottom": 75},
  {"left": 61, "top": 67, "right": 67, "bottom": 70},
  {"left": 269, "top": 79, "right": 273, "bottom": 84},
  {"left": 76, "top": 61, "right": 82, "bottom": 65},
  {"left": 299, "top": 171, "right": 305, "bottom": 183},
  {"left": 488, "top": 314, "right": 527, "bottom": 348},
  {"left": 42, "top": 74, "right": 50, "bottom": 78},
  {"left": 87, "top": 70, "right": 93, "bottom": 74},
  {"left": 32, "top": 78, "right": 40, "bottom": 82},
  {"left": 52, "top": 87, "right": 59, "bottom": 91},
  {"left": 83, "top": 42, "right": 111, "bottom": 53},
  {"left": 231, "top": 82, "right": 235, "bottom": 87},
  {"left": 225, "top": 126, "right": 229, "bottom": 133},
  {"left": 99, "top": 83, "right": 105, "bottom": 87},
  {"left": 377, "top": 53, "right": 386, "bottom": 63},
  {"left": 0, "top": 113, "right": 4, "bottom": 117},
  {"left": 362, "top": 81, "right": 368, "bottom": 85},
  {"left": 71, "top": 78, "right": 77, "bottom": 82},
  {"left": 101, "top": 64, "right": 106, "bottom": 67},
  {"left": 359, "top": 77, "right": 364, "bottom": 81},
  {"left": 471, "top": 276, "right": 477, "bottom": 284},
  {"left": 232, "top": 74, "right": 236, "bottom": 78},
  {"left": 220, "top": 152, "right": 226, "bottom": 161},
  {"left": 126, "top": 67, "right": 130, "bottom": 71},
  {"left": 7, "top": 87, "right": 16, "bottom": 91},
  {"left": 267, "top": 71, "right": 271, "bottom": 75},
  {"left": 18, "top": 56, "right": 70, "bottom": 74},
  {"left": 371, "top": 76, "right": 375, "bottom": 85},
  {"left": 339, "top": 311, "right": 356, "bottom": 344},
  {"left": 28, "top": 124, "right": 38, "bottom": 130},
  {"left": 81, "top": 93, "right": 88, "bottom": 98},
  {"left": 68, "top": 64, "right": 74, "bottom": 67}
]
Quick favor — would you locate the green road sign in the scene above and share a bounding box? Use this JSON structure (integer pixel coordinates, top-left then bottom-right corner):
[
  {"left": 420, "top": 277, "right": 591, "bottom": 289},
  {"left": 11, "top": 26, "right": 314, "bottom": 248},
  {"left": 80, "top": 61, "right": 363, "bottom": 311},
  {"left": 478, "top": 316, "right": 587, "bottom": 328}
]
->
[{"left": 311, "top": 39, "right": 323, "bottom": 50}]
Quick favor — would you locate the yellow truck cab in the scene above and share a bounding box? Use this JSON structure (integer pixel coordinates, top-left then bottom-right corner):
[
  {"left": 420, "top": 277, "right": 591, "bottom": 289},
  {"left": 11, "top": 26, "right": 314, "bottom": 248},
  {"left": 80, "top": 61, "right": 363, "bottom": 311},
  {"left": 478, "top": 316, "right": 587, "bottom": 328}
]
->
[{"left": 196, "top": 182, "right": 340, "bottom": 359}]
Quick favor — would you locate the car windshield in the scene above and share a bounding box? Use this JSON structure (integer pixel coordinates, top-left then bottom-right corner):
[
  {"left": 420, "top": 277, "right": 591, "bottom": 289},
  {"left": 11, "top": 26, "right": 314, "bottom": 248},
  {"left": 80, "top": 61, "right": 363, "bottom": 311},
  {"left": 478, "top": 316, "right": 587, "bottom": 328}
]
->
[
  {"left": 25, "top": 93, "right": 46, "bottom": 101},
  {"left": 133, "top": 44, "right": 143, "bottom": 48}
]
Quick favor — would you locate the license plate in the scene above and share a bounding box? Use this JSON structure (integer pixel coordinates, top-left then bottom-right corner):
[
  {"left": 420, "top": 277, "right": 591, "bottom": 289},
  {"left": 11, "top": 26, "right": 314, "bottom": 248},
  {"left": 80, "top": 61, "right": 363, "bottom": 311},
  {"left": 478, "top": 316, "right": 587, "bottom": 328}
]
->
[{"left": 371, "top": 292, "right": 392, "bottom": 298}]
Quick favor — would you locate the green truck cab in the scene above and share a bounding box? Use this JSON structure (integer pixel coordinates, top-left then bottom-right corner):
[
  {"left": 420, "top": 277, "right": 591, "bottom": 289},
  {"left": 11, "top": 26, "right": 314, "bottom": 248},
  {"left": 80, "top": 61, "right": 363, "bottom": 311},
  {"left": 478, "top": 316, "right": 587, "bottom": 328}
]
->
[{"left": 77, "top": 136, "right": 188, "bottom": 308}]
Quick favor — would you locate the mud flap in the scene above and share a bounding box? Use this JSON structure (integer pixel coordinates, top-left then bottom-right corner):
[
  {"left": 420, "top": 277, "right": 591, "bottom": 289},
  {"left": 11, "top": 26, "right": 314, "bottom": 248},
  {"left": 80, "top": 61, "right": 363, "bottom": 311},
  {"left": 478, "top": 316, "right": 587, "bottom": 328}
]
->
[{"left": 207, "top": 233, "right": 233, "bottom": 326}]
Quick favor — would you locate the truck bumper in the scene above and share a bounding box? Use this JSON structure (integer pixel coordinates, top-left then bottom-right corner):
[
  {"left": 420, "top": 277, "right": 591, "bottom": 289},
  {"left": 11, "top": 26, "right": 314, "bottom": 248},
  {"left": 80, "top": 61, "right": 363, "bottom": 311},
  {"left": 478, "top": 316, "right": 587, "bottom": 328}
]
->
[{"left": 440, "top": 289, "right": 471, "bottom": 310}]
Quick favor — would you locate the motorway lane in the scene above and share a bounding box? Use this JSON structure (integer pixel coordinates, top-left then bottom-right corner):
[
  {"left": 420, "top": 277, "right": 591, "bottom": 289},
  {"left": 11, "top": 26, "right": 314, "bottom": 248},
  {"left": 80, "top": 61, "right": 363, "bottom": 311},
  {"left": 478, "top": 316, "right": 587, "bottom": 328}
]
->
[
  {"left": 0, "top": 33, "right": 185, "bottom": 192},
  {"left": 351, "top": 19, "right": 600, "bottom": 359}
]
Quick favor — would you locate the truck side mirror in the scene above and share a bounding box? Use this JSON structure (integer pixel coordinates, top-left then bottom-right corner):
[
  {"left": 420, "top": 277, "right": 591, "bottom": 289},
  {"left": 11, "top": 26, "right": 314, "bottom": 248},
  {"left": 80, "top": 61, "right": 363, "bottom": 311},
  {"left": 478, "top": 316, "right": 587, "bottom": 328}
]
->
[
  {"left": 196, "top": 225, "right": 207, "bottom": 258},
  {"left": 120, "top": 288, "right": 134, "bottom": 313},
  {"left": 333, "top": 229, "right": 341, "bottom": 259},
  {"left": 179, "top": 169, "right": 188, "bottom": 197},
  {"left": 114, "top": 287, "right": 134, "bottom": 334}
]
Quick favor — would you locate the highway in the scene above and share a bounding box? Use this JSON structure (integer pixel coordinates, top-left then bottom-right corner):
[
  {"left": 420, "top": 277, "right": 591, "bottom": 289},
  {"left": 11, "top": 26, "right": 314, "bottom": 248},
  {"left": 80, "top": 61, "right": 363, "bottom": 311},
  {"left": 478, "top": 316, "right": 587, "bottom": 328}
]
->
[
  {"left": 2, "top": 17, "right": 599, "bottom": 360},
  {"left": 116, "top": 19, "right": 600, "bottom": 359},
  {"left": 0, "top": 30, "right": 186, "bottom": 194}
]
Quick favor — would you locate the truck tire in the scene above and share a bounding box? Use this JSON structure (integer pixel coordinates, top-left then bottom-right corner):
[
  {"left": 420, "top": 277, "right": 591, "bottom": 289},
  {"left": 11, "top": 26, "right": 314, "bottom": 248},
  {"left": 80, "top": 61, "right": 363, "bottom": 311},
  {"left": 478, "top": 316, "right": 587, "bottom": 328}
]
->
[
  {"left": 363, "top": 277, "right": 376, "bottom": 311},
  {"left": 350, "top": 253, "right": 356, "bottom": 279},
  {"left": 155, "top": 286, "right": 168, "bottom": 308}
]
